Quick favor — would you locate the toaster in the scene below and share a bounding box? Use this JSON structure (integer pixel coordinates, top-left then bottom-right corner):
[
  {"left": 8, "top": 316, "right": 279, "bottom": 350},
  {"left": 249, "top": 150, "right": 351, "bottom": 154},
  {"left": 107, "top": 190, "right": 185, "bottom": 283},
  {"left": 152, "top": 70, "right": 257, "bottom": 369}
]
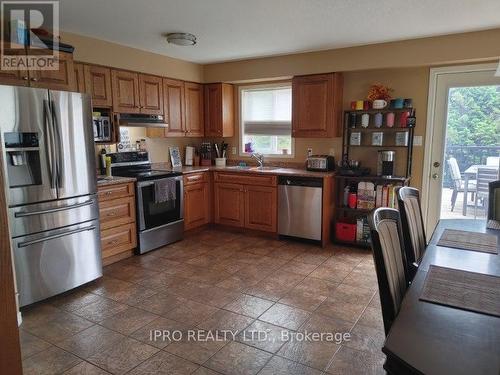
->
[{"left": 306, "top": 155, "right": 335, "bottom": 171}]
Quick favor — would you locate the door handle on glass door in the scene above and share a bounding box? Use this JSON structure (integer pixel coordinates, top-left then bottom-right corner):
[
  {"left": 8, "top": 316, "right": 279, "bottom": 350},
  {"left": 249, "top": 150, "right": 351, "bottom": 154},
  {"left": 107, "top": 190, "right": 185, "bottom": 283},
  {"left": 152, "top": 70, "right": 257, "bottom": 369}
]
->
[{"left": 433, "top": 161, "right": 441, "bottom": 168}]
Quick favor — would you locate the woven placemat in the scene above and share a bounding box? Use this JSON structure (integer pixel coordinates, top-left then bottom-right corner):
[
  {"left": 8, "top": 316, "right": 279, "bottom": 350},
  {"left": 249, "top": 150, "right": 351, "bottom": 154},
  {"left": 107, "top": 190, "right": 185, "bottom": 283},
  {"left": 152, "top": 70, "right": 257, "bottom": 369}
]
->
[
  {"left": 437, "top": 229, "right": 498, "bottom": 254},
  {"left": 420, "top": 265, "right": 500, "bottom": 317}
]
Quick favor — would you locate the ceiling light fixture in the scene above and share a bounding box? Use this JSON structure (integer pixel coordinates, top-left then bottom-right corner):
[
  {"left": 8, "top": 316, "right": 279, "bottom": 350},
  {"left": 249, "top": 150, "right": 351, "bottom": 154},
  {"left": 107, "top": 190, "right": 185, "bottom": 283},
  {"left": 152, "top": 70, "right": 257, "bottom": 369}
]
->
[{"left": 165, "top": 33, "right": 196, "bottom": 46}]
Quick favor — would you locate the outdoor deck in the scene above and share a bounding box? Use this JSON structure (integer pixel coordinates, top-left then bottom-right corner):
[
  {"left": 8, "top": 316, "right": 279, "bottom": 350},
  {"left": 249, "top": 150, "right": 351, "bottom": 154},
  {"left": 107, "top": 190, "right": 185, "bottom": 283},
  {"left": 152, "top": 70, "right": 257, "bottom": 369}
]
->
[{"left": 440, "top": 187, "right": 486, "bottom": 220}]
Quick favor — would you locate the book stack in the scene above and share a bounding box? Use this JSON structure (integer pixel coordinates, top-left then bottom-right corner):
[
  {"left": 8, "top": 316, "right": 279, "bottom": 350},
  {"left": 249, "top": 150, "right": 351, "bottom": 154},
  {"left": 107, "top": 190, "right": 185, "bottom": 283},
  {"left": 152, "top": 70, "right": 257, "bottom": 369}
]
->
[
  {"left": 375, "top": 184, "right": 399, "bottom": 208},
  {"left": 356, "top": 182, "right": 376, "bottom": 209}
]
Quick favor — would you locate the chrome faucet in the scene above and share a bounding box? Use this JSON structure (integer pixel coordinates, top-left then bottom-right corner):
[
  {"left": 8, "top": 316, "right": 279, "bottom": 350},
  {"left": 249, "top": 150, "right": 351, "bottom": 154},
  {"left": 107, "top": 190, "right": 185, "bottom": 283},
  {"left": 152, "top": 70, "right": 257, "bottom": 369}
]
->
[{"left": 251, "top": 153, "right": 264, "bottom": 168}]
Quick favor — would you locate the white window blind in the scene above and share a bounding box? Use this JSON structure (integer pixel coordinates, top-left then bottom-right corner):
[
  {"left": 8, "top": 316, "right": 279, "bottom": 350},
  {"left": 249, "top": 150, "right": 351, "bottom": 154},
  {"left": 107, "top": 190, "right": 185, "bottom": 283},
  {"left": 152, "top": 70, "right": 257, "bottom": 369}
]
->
[{"left": 242, "top": 86, "right": 292, "bottom": 136}]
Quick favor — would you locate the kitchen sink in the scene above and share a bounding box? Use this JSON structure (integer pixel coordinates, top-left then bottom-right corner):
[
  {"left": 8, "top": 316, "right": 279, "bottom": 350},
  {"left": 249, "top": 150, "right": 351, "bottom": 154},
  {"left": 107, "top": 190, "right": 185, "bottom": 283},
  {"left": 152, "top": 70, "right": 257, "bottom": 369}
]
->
[
  {"left": 225, "top": 166, "right": 252, "bottom": 170},
  {"left": 250, "top": 166, "right": 281, "bottom": 171}
]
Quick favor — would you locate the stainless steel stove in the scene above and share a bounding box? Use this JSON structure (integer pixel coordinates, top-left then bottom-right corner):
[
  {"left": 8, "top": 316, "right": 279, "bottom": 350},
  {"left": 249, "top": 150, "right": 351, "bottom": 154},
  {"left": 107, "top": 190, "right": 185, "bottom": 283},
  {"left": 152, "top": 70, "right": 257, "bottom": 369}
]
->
[{"left": 107, "top": 151, "right": 184, "bottom": 254}]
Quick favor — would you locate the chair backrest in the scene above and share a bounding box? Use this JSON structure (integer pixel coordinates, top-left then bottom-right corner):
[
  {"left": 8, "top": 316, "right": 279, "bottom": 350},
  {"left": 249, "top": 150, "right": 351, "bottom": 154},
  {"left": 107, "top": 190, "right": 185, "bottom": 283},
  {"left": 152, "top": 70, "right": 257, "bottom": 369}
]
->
[
  {"left": 447, "top": 157, "right": 462, "bottom": 189},
  {"left": 368, "top": 208, "right": 410, "bottom": 335},
  {"left": 477, "top": 167, "right": 499, "bottom": 196},
  {"left": 396, "top": 187, "right": 426, "bottom": 278}
]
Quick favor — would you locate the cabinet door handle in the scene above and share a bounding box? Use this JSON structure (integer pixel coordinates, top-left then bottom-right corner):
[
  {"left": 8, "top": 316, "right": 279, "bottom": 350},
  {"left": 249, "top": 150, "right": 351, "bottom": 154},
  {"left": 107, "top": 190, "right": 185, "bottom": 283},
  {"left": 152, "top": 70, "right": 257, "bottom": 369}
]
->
[
  {"left": 22, "top": 76, "right": 29, "bottom": 80},
  {"left": 31, "top": 77, "right": 38, "bottom": 82}
]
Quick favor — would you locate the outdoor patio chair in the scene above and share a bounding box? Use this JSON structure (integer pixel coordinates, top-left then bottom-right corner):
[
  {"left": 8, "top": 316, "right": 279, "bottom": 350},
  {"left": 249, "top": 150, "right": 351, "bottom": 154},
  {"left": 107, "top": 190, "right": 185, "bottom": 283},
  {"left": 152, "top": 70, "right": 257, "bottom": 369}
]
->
[
  {"left": 447, "top": 157, "right": 476, "bottom": 212},
  {"left": 475, "top": 167, "right": 500, "bottom": 218}
]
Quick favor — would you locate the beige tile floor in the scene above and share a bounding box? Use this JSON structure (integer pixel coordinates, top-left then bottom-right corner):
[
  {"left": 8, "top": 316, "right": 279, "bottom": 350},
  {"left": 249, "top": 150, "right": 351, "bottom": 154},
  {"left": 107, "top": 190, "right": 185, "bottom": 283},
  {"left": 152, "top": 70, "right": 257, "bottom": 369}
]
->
[{"left": 20, "top": 228, "right": 386, "bottom": 375}]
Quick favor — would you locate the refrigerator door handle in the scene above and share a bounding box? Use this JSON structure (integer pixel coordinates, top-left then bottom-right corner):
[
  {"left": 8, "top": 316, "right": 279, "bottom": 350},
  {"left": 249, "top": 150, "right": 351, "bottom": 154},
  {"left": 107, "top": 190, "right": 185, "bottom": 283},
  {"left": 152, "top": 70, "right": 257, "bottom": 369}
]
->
[
  {"left": 17, "top": 225, "right": 97, "bottom": 248},
  {"left": 43, "top": 99, "right": 57, "bottom": 190},
  {"left": 50, "top": 99, "right": 65, "bottom": 188},
  {"left": 14, "top": 198, "right": 95, "bottom": 218}
]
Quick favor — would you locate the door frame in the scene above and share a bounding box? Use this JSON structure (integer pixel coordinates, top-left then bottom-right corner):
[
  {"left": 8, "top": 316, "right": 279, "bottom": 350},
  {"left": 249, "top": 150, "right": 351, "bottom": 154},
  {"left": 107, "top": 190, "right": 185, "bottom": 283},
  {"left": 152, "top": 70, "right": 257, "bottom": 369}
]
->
[{"left": 422, "top": 62, "right": 499, "bottom": 235}]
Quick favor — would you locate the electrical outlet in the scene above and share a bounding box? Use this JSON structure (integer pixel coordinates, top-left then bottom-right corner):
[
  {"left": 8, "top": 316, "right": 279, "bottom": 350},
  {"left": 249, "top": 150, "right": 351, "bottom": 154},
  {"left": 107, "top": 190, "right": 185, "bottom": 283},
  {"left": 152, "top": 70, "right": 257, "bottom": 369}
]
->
[
  {"left": 307, "top": 148, "right": 313, "bottom": 157},
  {"left": 413, "top": 135, "right": 423, "bottom": 146},
  {"left": 232, "top": 146, "right": 237, "bottom": 155},
  {"left": 329, "top": 148, "right": 335, "bottom": 156}
]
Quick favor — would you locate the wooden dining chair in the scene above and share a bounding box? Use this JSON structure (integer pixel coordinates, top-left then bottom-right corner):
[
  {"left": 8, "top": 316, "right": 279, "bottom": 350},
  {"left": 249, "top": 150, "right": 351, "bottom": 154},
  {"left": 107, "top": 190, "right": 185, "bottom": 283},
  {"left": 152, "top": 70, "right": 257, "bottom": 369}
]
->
[
  {"left": 368, "top": 208, "right": 410, "bottom": 335},
  {"left": 396, "top": 187, "right": 426, "bottom": 281}
]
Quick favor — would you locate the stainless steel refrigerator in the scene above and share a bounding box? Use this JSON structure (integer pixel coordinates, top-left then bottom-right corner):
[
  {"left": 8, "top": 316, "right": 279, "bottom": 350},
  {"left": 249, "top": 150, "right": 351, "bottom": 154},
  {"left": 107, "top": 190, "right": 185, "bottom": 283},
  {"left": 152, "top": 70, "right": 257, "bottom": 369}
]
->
[{"left": 0, "top": 85, "right": 102, "bottom": 307}]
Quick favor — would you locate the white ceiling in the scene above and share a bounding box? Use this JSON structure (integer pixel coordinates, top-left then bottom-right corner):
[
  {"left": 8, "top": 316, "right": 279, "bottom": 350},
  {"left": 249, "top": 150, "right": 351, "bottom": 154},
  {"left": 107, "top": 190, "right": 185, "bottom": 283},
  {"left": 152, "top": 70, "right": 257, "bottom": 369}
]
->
[{"left": 59, "top": 0, "right": 500, "bottom": 64}]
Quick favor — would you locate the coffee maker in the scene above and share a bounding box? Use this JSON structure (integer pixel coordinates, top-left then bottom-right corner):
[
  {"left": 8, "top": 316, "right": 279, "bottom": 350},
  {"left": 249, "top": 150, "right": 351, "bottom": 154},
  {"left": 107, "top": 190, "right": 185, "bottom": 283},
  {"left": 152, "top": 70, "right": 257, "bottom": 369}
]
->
[{"left": 377, "top": 150, "right": 396, "bottom": 177}]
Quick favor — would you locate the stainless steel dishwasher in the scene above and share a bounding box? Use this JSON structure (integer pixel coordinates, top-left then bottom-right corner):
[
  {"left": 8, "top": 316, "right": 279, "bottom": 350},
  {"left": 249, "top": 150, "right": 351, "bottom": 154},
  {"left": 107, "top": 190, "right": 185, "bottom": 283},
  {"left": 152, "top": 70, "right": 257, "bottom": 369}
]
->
[{"left": 278, "top": 176, "right": 323, "bottom": 241}]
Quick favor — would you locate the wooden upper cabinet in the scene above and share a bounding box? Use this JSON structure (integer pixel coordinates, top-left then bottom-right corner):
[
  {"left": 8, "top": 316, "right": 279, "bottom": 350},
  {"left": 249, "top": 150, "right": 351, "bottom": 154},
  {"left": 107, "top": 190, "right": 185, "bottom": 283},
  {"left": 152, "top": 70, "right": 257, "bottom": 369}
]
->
[
  {"left": 164, "top": 78, "right": 185, "bottom": 136},
  {"left": 0, "top": 67, "right": 28, "bottom": 86},
  {"left": 29, "top": 52, "right": 76, "bottom": 91},
  {"left": 138, "top": 74, "right": 163, "bottom": 115},
  {"left": 73, "top": 63, "right": 85, "bottom": 93},
  {"left": 204, "top": 83, "right": 234, "bottom": 138},
  {"left": 84, "top": 65, "right": 113, "bottom": 107},
  {"left": 111, "top": 69, "right": 140, "bottom": 113},
  {"left": 0, "top": 44, "right": 29, "bottom": 86},
  {"left": 184, "top": 82, "right": 204, "bottom": 137},
  {"left": 292, "top": 73, "right": 343, "bottom": 138},
  {"left": 147, "top": 78, "right": 184, "bottom": 138}
]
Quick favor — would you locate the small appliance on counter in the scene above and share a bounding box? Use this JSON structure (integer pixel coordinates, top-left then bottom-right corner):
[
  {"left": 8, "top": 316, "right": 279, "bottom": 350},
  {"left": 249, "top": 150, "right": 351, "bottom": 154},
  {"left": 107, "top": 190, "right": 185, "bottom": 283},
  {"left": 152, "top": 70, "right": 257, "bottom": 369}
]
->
[
  {"left": 306, "top": 155, "right": 335, "bottom": 172},
  {"left": 377, "top": 150, "right": 396, "bottom": 177},
  {"left": 93, "top": 113, "right": 112, "bottom": 142}
]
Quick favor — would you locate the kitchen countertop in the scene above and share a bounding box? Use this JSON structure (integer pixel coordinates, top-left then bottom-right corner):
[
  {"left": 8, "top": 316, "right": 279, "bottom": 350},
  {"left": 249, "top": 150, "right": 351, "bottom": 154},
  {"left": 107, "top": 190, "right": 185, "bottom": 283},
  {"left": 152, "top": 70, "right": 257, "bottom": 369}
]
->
[
  {"left": 171, "top": 166, "right": 335, "bottom": 178},
  {"left": 97, "top": 175, "right": 136, "bottom": 186}
]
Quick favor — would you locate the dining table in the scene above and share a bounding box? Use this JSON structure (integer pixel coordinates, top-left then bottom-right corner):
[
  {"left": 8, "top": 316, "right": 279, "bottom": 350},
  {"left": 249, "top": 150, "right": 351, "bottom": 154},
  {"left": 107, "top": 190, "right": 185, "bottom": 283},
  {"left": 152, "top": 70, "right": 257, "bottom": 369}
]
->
[
  {"left": 462, "top": 164, "right": 499, "bottom": 215},
  {"left": 382, "top": 219, "right": 500, "bottom": 375}
]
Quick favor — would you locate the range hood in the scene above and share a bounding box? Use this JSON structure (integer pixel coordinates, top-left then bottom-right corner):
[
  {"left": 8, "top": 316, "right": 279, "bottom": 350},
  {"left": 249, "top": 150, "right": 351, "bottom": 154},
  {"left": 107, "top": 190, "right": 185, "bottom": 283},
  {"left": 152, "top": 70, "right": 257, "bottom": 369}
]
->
[{"left": 116, "top": 113, "right": 168, "bottom": 128}]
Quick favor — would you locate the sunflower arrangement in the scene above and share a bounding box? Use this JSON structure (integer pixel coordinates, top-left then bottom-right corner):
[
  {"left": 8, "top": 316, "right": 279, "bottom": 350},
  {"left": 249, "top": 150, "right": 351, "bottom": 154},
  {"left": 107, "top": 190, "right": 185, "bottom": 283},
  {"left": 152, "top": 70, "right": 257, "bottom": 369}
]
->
[{"left": 366, "top": 83, "right": 393, "bottom": 101}]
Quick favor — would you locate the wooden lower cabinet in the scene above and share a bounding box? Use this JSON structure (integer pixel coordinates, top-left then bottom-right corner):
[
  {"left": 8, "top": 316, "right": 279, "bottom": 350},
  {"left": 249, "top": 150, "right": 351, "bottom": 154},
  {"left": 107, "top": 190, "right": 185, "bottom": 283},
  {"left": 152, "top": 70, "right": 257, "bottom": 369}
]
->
[
  {"left": 183, "top": 172, "right": 210, "bottom": 230},
  {"left": 244, "top": 185, "right": 277, "bottom": 232},
  {"left": 214, "top": 183, "right": 245, "bottom": 227},
  {"left": 214, "top": 173, "right": 277, "bottom": 233},
  {"left": 97, "top": 182, "right": 137, "bottom": 264},
  {"left": 100, "top": 223, "right": 137, "bottom": 260}
]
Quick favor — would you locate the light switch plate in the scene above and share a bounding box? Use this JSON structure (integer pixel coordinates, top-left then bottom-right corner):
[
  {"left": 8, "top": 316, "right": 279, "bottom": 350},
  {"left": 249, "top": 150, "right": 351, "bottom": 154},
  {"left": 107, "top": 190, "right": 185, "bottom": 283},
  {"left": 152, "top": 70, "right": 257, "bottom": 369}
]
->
[
  {"left": 307, "top": 148, "right": 313, "bottom": 157},
  {"left": 232, "top": 147, "right": 237, "bottom": 155},
  {"left": 329, "top": 148, "right": 335, "bottom": 156},
  {"left": 413, "top": 135, "right": 423, "bottom": 146}
]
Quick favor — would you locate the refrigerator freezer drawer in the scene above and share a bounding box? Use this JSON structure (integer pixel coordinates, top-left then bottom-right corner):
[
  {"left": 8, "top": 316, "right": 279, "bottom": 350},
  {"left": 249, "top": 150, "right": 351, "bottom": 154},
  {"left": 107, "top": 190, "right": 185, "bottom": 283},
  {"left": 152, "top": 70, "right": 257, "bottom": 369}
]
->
[
  {"left": 12, "top": 219, "right": 102, "bottom": 307},
  {"left": 9, "top": 194, "right": 99, "bottom": 237}
]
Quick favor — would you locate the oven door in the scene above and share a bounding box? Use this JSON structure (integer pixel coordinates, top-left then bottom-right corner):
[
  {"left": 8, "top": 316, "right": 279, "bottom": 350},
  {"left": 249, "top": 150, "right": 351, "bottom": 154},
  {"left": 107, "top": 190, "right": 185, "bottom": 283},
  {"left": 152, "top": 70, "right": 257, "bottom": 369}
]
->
[{"left": 136, "top": 176, "right": 183, "bottom": 231}]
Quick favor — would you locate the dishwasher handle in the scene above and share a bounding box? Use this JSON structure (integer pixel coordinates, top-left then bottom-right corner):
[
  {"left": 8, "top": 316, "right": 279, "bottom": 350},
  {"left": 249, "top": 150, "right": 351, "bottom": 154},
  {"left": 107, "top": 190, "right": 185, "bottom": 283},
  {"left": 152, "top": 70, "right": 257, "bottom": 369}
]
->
[{"left": 278, "top": 176, "right": 323, "bottom": 188}]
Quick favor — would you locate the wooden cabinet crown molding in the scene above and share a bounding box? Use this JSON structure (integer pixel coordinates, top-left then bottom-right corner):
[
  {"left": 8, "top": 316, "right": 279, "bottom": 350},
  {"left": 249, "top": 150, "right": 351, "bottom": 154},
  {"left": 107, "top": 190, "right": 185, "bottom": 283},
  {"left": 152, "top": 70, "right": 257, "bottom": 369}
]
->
[{"left": 292, "top": 72, "right": 343, "bottom": 138}]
